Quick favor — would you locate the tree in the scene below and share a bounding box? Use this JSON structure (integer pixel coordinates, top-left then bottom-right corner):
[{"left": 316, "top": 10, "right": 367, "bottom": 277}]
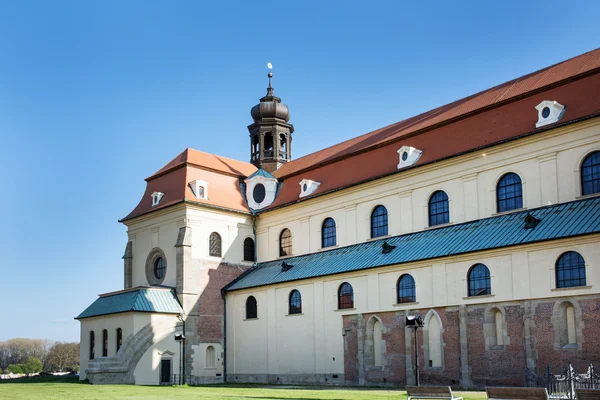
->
[
  {"left": 0, "top": 338, "right": 52, "bottom": 371},
  {"left": 6, "top": 364, "right": 23, "bottom": 374},
  {"left": 21, "top": 356, "right": 43, "bottom": 374},
  {"left": 45, "top": 342, "right": 79, "bottom": 372}
]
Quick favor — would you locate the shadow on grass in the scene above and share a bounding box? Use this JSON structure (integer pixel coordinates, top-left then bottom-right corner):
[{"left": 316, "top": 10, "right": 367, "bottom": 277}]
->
[{"left": 0, "top": 375, "right": 82, "bottom": 384}]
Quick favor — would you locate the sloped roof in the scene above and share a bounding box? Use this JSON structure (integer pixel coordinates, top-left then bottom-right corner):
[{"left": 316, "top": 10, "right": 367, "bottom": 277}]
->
[
  {"left": 225, "top": 197, "right": 600, "bottom": 291},
  {"left": 150, "top": 148, "right": 257, "bottom": 179},
  {"left": 76, "top": 287, "right": 183, "bottom": 319}
]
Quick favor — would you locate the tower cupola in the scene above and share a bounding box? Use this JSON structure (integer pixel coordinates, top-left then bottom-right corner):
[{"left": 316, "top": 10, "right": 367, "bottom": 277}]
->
[{"left": 248, "top": 64, "right": 294, "bottom": 173}]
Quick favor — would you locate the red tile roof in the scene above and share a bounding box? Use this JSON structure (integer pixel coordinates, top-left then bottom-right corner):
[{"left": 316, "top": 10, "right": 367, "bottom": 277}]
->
[{"left": 123, "top": 48, "right": 600, "bottom": 221}]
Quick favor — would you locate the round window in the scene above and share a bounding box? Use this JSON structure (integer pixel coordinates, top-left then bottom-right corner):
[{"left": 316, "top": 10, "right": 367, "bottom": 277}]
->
[
  {"left": 153, "top": 257, "right": 166, "bottom": 280},
  {"left": 253, "top": 184, "right": 266, "bottom": 203},
  {"left": 303, "top": 183, "right": 307, "bottom": 192},
  {"left": 402, "top": 151, "right": 408, "bottom": 161},
  {"left": 542, "top": 107, "right": 550, "bottom": 118}
]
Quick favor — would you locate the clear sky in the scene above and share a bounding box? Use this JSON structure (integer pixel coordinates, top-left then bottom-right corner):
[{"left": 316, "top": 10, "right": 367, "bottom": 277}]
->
[{"left": 0, "top": 1, "right": 598, "bottom": 342}]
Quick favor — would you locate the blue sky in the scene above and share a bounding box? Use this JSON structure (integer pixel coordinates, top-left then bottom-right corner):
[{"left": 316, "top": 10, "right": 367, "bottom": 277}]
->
[{"left": 0, "top": 1, "right": 598, "bottom": 342}]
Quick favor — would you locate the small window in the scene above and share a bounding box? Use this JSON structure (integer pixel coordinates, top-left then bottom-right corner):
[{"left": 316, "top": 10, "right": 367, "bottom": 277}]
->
[
  {"left": 397, "top": 274, "right": 416, "bottom": 303},
  {"left": 497, "top": 173, "right": 523, "bottom": 212},
  {"left": 371, "top": 205, "right": 388, "bottom": 238},
  {"left": 556, "top": 251, "right": 586, "bottom": 288},
  {"left": 245, "top": 296, "right": 257, "bottom": 319},
  {"left": 322, "top": 218, "right": 337, "bottom": 248},
  {"left": 428, "top": 191, "right": 449, "bottom": 226},
  {"left": 206, "top": 346, "right": 216, "bottom": 368},
  {"left": 581, "top": 151, "right": 600, "bottom": 196},
  {"left": 102, "top": 329, "right": 108, "bottom": 357},
  {"left": 154, "top": 257, "right": 166, "bottom": 280},
  {"left": 468, "top": 263, "right": 491, "bottom": 297},
  {"left": 338, "top": 282, "right": 354, "bottom": 309},
  {"left": 243, "top": 238, "right": 255, "bottom": 262},
  {"left": 89, "top": 331, "right": 95, "bottom": 360},
  {"left": 116, "top": 328, "right": 123, "bottom": 352},
  {"left": 279, "top": 229, "right": 292, "bottom": 257},
  {"left": 209, "top": 232, "right": 222, "bottom": 257},
  {"left": 289, "top": 290, "right": 302, "bottom": 314}
]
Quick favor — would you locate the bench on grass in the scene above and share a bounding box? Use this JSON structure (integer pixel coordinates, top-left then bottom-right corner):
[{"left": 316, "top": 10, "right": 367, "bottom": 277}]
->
[
  {"left": 576, "top": 389, "right": 600, "bottom": 399},
  {"left": 406, "top": 385, "right": 463, "bottom": 400},
  {"left": 486, "top": 386, "right": 549, "bottom": 400}
]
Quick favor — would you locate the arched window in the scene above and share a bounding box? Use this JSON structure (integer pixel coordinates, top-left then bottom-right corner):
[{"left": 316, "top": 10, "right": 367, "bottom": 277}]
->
[
  {"left": 486, "top": 308, "right": 504, "bottom": 349},
  {"left": 245, "top": 296, "right": 257, "bottom": 319},
  {"left": 428, "top": 190, "right": 449, "bottom": 226},
  {"left": 116, "top": 328, "right": 122, "bottom": 352},
  {"left": 243, "top": 238, "right": 255, "bottom": 262},
  {"left": 289, "top": 290, "right": 302, "bottom": 314},
  {"left": 397, "top": 274, "right": 416, "bottom": 303},
  {"left": 322, "top": 218, "right": 337, "bottom": 248},
  {"left": 264, "top": 132, "right": 274, "bottom": 157},
  {"left": 102, "top": 329, "right": 108, "bottom": 357},
  {"left": 209, "top": 232, "right": 222, "bottom": 257},
  {"left": 279, "top": 229, "right": 292, "bottom": 257},
  {"left": 427, "top": 314, "right": 443, "bottom": 368},
  {"left": 557, "top": 302, "right": 577, "bottom": 347},
  {"left": 581, "top": 151, "right": 600, "bottom": 196},
  {"left": 89, "top": 331, "right": 95, "bottom": 360},
  {"left": 468, "top": 263, "right": 491, "bottom": 297},
  {"left": 556, "top": 251, "right": 586, "bottom": 288},
  {"left": 371, "top": 205, "right": 388, "bottom": 238},
  {"left": 153, "top": 257, "right": 166, "bottom": 280},
  {"left": 497, "top": 173, "right": 523, "bottom": 212},
  {"left": 338, "top": 282, "right": 354, "bottom": 309},
  {"left": 205, "top": 346, "right": 216, "bottom": 368}
]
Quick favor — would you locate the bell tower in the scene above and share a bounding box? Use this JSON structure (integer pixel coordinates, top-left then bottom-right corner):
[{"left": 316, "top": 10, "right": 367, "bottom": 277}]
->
[{"left": 248, "top": 64, "right": 294, "bottom": 173}]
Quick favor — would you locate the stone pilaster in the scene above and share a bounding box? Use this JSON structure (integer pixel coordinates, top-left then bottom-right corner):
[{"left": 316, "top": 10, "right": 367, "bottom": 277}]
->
[
  {"left": 122, "top": 241, "right": 133, "bottom": 289},
  {"left": 357, "top": 313, "right": 365, "bottom": 385},
  {"left": 459, "top": 305, "right": 472, "bottom": 389},
  {"left": 523, "top": 300, "right": 537, "bottom": 372}
]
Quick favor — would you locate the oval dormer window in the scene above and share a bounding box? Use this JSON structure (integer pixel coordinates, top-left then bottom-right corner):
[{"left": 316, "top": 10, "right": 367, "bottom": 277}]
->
[
  {"left": 542, "top": 107, "right": 550, "bottom": 118},
  {"left": 402, "top": 151, "right": 408, "bottom": 161},
  {"left": 253, "top": 184, "right": 266, "bottom": 203}
]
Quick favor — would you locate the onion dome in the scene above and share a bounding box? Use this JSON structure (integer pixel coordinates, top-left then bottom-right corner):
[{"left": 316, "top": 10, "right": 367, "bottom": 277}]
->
[{"left": 250, "top": 72, "right": 291, "bottom": 122}]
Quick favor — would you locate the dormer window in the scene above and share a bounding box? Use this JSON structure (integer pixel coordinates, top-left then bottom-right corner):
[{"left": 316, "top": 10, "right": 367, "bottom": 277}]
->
[
  {"left": 535, "top": 100, "right": 565, "bottom": 128},
  {"left": 189, "top": 180, "right": 208, "bottom": 200},
  {"left": 244, "top": 169, "right": 279, "bottom": 210},
  {"left": 151, "top": 192, "right": 164, "bottom": 207},
  {"left": 299, "top": 179, "right": 320, "bottom": 198},
  {"left": 397, "top": 146, "right": 423, "bottom": 169}
]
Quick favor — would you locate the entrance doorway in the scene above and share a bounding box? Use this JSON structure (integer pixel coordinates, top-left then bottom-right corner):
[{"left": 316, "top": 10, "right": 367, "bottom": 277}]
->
[{"left": 160, "top": 359, "right": 171, "bottom": 385}]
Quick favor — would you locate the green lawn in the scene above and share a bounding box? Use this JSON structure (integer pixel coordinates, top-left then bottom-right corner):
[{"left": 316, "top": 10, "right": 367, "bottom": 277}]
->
[{"left": 0, "top": 377, "right": 488, "bottom": 400}]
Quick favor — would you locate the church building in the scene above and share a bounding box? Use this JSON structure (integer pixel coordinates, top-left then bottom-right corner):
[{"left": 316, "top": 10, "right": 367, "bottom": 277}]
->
[{"left": 77, "top": 49, "right": 600, "bottom": 388}]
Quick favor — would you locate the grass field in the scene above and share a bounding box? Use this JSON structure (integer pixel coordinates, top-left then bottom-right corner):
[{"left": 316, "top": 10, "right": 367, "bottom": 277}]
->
[{"left": 0, "top": 376, "right": 488, "bottom": 400}]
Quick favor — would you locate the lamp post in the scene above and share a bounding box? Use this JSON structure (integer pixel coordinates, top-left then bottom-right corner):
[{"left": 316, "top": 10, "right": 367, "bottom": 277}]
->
[
  {"left": 406, "top": 315, "right": 424, "bottom": 386},
  {"left": 174, "top": 333, "right": 185, "bottom": 385}
]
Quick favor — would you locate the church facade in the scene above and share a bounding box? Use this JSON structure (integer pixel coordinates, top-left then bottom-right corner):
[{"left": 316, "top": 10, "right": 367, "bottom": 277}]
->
[{"left": 77, "top": 49, "right": 600, "bottom": 388}]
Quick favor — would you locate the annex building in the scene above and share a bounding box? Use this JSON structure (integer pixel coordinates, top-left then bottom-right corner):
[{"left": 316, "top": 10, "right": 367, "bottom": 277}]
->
[{"left": 77, "top": 49, "right": 600, "bottom": 388}]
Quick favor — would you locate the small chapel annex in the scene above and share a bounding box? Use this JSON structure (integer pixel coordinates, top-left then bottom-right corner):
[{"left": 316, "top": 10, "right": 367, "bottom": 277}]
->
[{"left": 77, "top": 49, "right": 600, "bottom": 388}]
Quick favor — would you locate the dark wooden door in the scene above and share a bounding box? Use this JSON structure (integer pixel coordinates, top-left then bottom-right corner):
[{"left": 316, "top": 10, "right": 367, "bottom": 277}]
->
[{"left": 160, "top": 359, "right": 171, "bottom": 384}]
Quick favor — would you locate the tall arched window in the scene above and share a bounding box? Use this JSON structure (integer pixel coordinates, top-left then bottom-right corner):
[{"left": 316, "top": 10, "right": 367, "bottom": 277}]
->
[
  {"left": 427, "top": 314, "right": 443, "bottom": 368},
  {"left": 89, "top": 331, "right": 95, "bottom": 360},
  {"left": 468, "top": 263, "right": 491, "bottom": 297},
  {"left": 243, "top": 238, "right": 255, "bottom": 262},
  {"left": 497, "top": 173, "right": 523, "bottom": 212},
  {"left": 289, "top": 290, "right": 302, "bottom": 314},
  {"left": 373, "top": 320, "right": 383, "bottom": 367},
  {"left": 371, "top": 205, "right": 388, "bottom": 238},
  {"left": 338, "top": 282, "right": 354, "bottom": 309},
  {"left": 245, "top": 296, "right": 257, "bottom": 319},
  {"left": 102, "top": 329, "right": 108, "bottom": 357},
  {"left": 581, "top": 151, "right": 600, "bottom": 195},
  {"left": 116, "top": 328, "right": 122, "bottom": 352},
  {"left": 279, "top": 229, "right": 292, "bottom": 257},
  {"left": 322, "top": 218, "right": 337, "bottom": 248},
  {"left": 556, "top": 251, "right": 586, "bottom": 288},
  {"left": 397, "top": 274, "right": 416, "bottom": 303},
  {"left": 206, "top": 346, "right": 216, "bottom": 368},
  {"left": 428, "top": 190, "right": 449, "bottom": 226},
  {"left": 209, "top": 232, "right": 222, "bottom": 257}
]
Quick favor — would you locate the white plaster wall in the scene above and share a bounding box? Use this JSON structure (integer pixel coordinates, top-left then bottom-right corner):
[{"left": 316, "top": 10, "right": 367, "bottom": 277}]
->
[
  {"left": 255, "top": 119, "right": 600, "bottom": 262},
  {"left": 79, "top": 312, "right": 143, "bottom": 380},
  {"left": 191, "top": 343, "right": 223, "bottom": 378},
  {"left": 226, "top": 236, "right": 600, "bottom": 378}
]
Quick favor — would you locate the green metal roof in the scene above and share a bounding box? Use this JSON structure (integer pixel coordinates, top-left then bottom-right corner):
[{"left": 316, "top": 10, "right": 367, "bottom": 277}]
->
[
  {"left": 247, "top": 168, "right": 276, "bottom": 180},
  {"left": 225, "top": 197, "right": 600, "bottom": 291},
  {"left": 76, "top": 287, "right": 183, "bottom": 319}
]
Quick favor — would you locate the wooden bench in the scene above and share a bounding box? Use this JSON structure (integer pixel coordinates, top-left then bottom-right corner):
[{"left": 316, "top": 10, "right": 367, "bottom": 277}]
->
[
  {"left": 406, "top": 385, "right": 463, "bottom": 400},
  {"left": 486, "top": 386, "right": 549, "bottom": 400},
  {"left": 576, "top": 389, "right": 600, "bottom": 400}
]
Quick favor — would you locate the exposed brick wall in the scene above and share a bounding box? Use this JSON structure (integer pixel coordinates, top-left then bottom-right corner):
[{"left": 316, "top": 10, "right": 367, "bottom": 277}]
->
[{"left": 342, "top": 296, "right": 600, "bottom": 389}]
